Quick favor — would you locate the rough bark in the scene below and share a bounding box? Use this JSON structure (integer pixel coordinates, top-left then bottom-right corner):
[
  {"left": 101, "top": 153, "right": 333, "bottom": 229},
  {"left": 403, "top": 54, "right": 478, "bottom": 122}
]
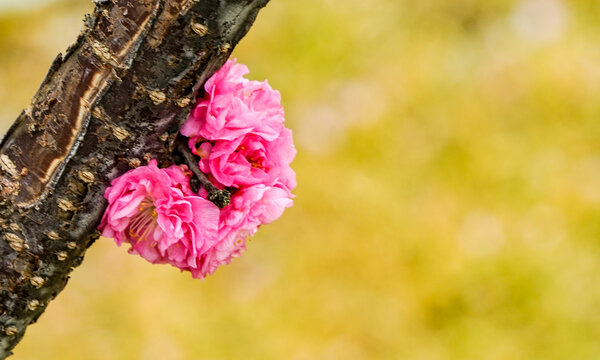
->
[{"left": 0, "top": 0, "right": 269, "bottom": 356}]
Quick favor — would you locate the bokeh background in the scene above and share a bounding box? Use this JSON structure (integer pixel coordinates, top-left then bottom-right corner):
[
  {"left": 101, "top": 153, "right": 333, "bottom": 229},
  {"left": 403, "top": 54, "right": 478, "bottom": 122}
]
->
[{"left": 2, "top": 0, "right": 600, "bottom": 358}]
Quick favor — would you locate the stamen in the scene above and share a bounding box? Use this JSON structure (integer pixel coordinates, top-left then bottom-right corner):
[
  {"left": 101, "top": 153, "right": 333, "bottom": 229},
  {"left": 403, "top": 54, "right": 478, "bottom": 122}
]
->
[{"left": 127, "top": 197, "right": 158, "bottom": 243}]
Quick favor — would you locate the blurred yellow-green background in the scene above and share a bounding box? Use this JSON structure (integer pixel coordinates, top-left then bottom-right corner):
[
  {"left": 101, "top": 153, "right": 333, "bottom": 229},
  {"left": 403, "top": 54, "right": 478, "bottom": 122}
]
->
[{"left": 2, "top": 0, "right": 600, "bottom": 358}]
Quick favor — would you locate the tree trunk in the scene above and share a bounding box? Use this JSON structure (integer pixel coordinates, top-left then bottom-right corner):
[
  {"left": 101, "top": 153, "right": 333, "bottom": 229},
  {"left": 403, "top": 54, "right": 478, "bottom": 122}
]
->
[{"left": 0, "top": 0, "right": 269, "bottom": 356}]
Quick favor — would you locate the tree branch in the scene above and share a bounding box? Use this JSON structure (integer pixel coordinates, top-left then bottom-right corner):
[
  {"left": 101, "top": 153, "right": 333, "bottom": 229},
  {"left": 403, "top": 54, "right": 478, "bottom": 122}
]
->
[
  {"left": 175, "top": 137, "right": 231, "bottom": 208},
  {"left": 0, "top": 0, "right": 269, "bottom": 356}
]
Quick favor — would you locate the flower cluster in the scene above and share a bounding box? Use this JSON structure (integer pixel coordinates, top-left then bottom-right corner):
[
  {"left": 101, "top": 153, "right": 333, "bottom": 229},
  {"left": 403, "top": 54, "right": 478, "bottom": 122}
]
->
[
  {"left": 99, "top": 59, "right": 295, "bottom": 279},
  {"left": 182, "top": 59, "right": 296, "bottom": 277}
]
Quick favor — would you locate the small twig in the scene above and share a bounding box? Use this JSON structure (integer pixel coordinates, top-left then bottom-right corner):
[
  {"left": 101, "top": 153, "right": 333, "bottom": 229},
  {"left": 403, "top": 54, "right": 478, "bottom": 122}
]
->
[{"left": 176, "top": 138, "right": 230, "bottom": 209}]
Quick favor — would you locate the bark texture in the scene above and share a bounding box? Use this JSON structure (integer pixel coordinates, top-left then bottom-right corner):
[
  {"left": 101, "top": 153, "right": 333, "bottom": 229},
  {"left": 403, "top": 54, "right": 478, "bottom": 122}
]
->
[{"left": 0, "top": 0, "right": 269, "bottom": 356}]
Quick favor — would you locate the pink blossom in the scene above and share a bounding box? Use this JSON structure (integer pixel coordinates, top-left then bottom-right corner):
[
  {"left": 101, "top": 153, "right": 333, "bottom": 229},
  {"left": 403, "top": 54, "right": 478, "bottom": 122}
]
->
[
  {"left": 99, "top": 160, "right": 219, "bottom": 278},
  {"left": 197, "top": 184, "right": 293, "bottom": 278},
  {"left": 177, "top": 58, "right": 297, "bottom": 277},
  {"left": 181, "top": 59, "right": 285, "bottom": 143},
  {"left": 197, "top": 127, "right": 296, "bottom": 189},
  {"left": 100, "top": 59, "right": 296, "bottom": 279}
]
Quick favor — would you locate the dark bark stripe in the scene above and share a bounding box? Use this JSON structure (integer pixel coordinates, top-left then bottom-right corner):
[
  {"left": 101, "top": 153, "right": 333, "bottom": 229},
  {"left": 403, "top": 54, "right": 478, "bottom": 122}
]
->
[{"left": 0, "top": 0, "right": 160, "bottom": 208}]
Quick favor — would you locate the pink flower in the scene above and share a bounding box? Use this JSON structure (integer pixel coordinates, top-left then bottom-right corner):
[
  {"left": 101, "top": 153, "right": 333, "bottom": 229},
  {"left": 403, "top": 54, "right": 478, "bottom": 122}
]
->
[
  {"left": 181, "top": 58, "right": 296, "bottom": 190},
  {"left": 99, "top": 160, "right": 220, "bottom": 278},
  {"left": 197, "top": 127, "right": 296, "bottom": 189},
  {"left": 181, "top": 59, "right": 285, "bottom": 143},
  {"left": 100, "top": 59, "right": 296, "bottom": 279},
  {"left": 197, "top": 184, "right": 293, "bottom": 278}
]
